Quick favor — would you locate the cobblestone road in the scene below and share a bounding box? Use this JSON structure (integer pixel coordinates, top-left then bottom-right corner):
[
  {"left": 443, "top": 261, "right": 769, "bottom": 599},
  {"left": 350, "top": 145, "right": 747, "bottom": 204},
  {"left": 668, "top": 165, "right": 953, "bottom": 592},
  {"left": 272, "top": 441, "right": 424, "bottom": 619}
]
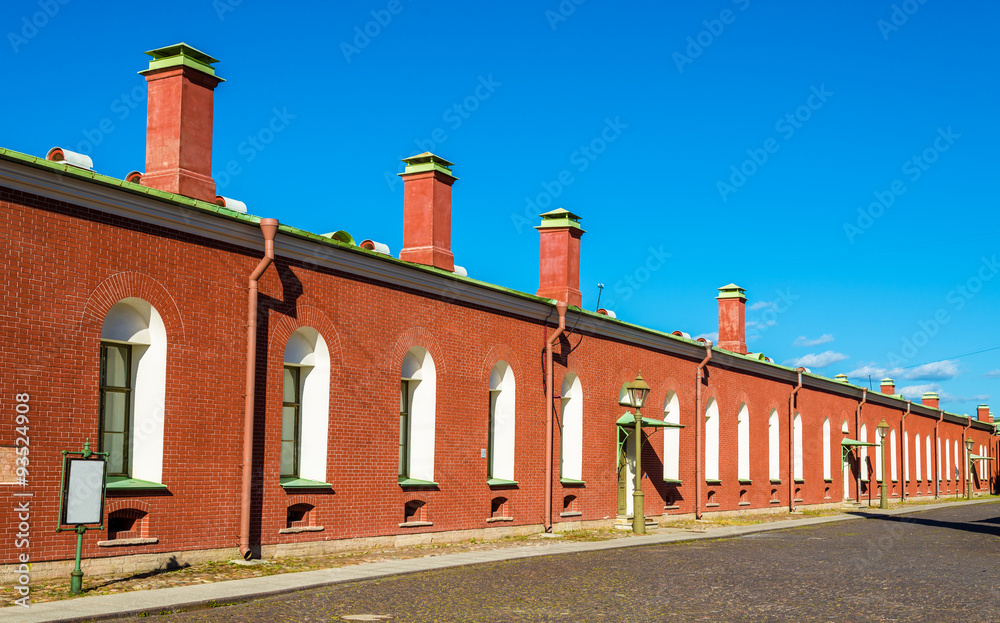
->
[{"left": 122, "top": 502, "right": 1000, "bottom": 622}]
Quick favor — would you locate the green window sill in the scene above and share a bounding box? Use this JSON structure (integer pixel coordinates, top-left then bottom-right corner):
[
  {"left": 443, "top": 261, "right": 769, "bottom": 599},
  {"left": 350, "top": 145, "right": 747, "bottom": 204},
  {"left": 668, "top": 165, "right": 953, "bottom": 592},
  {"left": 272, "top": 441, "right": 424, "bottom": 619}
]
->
[
  {"left": 769, "top": 479, "right": 782, "bottom": 485},
  {"left": 824, "top": 479, "right": 833, "bottom": 483},
  {"left": 738, "top": 479, "right": 752, "bottom": 485},
  {"left": 663, "top": 478, "right": 683, "bottom": 485},
  {"left": 398, "top": 477, "right": 438, "bottom": 488},
  {"left": 106, "top": 477, "right": 168, "bottom": 491},
  {"left": 794, "top": 479, "right": 805, "bottom": 484},
  {"left": 705, "top": 479, "right": 722, "bottom": 485},
  {"left": 560, "top": 478, "right": 585, "bottom": 486},
  {"left": 487, "top": 478, "right": 518, "bottom": 487},
  {"left": 280, "top": 477, "right": 333, "bottom": 489}
]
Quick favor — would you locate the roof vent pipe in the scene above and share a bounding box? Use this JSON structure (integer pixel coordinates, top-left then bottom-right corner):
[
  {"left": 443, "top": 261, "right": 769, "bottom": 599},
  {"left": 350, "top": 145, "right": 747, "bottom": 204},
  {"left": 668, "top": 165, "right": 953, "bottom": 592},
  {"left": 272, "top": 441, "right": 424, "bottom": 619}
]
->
[
  {"left": 597, "top": 308, "right": 617, "bottom": 318},
  {"left": 215, "top": 196, "right": 248, "bottom": 214},
  {"left": 46, "top": 147, "right": 93, "bottom": 170},
  {"left": 453, "top": 265, "right": 468, "bottom": 277},
  {"left": 360, "top": 239, "right": 391, "bottom": 255}
]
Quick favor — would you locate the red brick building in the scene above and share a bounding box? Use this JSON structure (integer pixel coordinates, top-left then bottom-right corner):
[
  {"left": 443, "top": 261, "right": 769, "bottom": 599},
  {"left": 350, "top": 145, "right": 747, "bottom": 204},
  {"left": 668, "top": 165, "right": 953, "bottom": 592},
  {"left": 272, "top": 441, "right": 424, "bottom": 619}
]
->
[{"left": 1, "top": 44, "right": 996, "bottom": 579}]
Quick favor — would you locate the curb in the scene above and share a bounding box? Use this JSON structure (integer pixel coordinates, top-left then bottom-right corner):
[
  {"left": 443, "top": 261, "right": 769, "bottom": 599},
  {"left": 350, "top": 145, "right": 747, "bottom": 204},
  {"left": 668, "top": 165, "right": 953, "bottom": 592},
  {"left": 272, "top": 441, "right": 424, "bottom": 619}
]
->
[{"left": 3, "top": 498, "right": 996, "bottom": 623}]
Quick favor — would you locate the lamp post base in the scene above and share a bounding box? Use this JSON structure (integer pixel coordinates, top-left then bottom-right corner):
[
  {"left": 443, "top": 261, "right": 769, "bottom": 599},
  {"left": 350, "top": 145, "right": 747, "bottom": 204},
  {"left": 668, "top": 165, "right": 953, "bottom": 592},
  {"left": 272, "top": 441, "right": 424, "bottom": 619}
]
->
[{"left": 632, "top": 491, "right": 645, "bottom": 534}]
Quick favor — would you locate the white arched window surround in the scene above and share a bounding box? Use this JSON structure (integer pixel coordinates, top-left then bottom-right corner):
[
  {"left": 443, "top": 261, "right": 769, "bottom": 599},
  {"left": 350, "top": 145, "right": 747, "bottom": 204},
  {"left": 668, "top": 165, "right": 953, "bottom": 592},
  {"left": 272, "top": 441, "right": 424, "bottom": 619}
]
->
[
  {"left": 704, "top": 398, "right": 719, "bottom": 482},
  {"left": 945, "top": 439, "right": 951, "bottom": 482},
  {"left": 925, "top": 436, "right": 932, "bottom": 482},
  {"left": 488, "top": 361, "right": 516, "bottom": 483},
  {"left": 100, "top": 298, "right": 167, "bottom": 484},
  {"left": 663, "top": 391, "right": 680, "bottom": 482},
  {"left": 737, "top": 403, "right": 750, "bottom": 482},
  {"left": 915, "top": 433, "right": 922, "bottom": 482},
  {"left": 860, "top": 424, "right": 869, "bottom": 481},
  {"left": 401, "top": 347, "right": 437, "bottom": 483},
  {"left": 822, "top": 418, "right": 832, "bottom": 481},
  {"left": 283, "top": 327, "right": 331, "bottom": 484},
  {"left": 890, "top": 429, "right": 898, "bottom": 482},
  {"left": 560, "top": 373, "right": 583, "bottom": 482},
  {"left": 768, "top": 410, "right": 780, "bottom": 481},
  {"left": 903, "top": 431, "right": 909, "bottom": 481},
  {"left": 793, "top": 413, "right": 803, "bottom": 480}
]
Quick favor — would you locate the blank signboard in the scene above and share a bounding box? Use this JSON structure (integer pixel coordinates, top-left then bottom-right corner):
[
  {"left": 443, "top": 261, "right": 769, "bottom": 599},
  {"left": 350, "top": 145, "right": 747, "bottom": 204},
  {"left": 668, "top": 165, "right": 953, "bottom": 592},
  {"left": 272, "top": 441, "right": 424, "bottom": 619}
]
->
[{"left": 64, "top": 459, "right": 106, "bottom": 525}]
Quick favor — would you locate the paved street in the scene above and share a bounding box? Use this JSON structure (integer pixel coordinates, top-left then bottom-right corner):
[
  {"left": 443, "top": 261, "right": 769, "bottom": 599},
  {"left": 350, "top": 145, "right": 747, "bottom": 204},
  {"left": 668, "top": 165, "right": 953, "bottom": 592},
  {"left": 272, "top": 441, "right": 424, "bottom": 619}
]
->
[{"left": 115, "top": 502, "right": 1000, "bottom": 622}]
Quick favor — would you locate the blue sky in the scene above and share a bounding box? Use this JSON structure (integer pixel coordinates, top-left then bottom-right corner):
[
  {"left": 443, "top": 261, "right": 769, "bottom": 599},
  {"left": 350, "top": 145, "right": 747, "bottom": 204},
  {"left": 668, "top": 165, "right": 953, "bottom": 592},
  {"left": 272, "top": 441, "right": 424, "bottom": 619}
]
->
[{"left": 3, "top": 1, "right": 998, "bottom": 412}]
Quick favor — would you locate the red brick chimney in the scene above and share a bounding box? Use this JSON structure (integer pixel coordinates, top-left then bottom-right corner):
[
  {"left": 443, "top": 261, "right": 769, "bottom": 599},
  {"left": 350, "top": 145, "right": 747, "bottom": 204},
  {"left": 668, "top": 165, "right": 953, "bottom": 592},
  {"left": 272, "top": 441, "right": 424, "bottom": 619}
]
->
[
  {"left": 922, "top": 392, "right": 940, "bottom": 409},
  {"left": 139, "top": 43, "right": 223, "bottom": 203},
  {"left": 880, "top": 378, "right": 895, "bottom": 394},
  {"left": 536, "top": 208, "right": 584, "bottom": 307},
  {"left": 716, "top": 284, "right": 747, "bottom": 354},
  {"left": 398, "top": 153, "right": 457, "bottom": 271},
  {"left": 978, "top": 404, "right": 991, "bottom": 423}
]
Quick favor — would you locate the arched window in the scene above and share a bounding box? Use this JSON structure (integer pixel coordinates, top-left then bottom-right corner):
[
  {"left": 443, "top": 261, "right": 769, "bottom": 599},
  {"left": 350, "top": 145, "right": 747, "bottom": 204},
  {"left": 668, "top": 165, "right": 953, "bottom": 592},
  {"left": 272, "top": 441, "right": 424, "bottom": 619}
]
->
[
  {"left": 705, "top": 398, "right": 719, "bottom": 481},
  {"left": 945, "top": 439, "right": 951, "bottom": 482},
  {"left": 954, "top": 440, "right": 959, "bottom": 481},
  {"left": 488, "top": 361, "right": 516, "bottom": 483},
  {"left": 664, "top": 391, "right": 680, "bottom": 481},
  {"left": 768, "top": 410, "right": 780, "bottom": 481},
  {"left": 283, "top": 327, "right": 330, "bottom": 483},
  {"left": 822, "top": 418, "right": 832, "bottom": 480},
  {"left": 925, "top": 436, "right": 932, "bottom": 481},
  {"left": 793, "top": 413, "right": 803, "bottom": 480},
  {"left": 860, "top": 424, "right": 869, "bottom": 481},
  {"left": 914, "top": 434, "right": 922, "bottom": 481},
  {"left": 560, "top": 373, "right": 583, "bottom": 481},
  {"left": 874, "top": 425, "right": 883, "bottom": 482},
  {"left": 737, "top": 403, "right": 750, "bottom": 481},
  {"left": 890, "top": 429, "right": 897, "bottom": 482},
  {"left": 100, "top": 298, "right": 167, "bottom": 483},
  {"left": 903, "top": 431, "right": 909, "bottom": 481},
  {"left": 400, "top": 347, "right": 437, "bottom": 483}
]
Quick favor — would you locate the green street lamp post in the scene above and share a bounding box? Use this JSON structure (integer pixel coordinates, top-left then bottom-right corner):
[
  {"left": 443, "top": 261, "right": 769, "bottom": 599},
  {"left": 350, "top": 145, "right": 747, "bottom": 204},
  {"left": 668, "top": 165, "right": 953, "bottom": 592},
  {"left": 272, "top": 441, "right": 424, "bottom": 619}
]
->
[
  {"left": 625, "top": 372, "right": 651, "bottom": 534},
  {"left": 966, "top": 438, "right": 975, "bottom": 500},
  {"left": 876, "top": 418, "right": 889, "bottom": 509}
]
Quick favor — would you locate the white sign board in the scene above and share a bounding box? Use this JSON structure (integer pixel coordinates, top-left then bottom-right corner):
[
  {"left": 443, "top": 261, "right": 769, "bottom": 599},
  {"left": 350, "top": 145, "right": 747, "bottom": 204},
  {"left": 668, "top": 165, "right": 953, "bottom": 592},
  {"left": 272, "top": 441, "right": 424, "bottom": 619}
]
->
[{"left": 63, "top": 458, "right": 106, "bottom": 525}]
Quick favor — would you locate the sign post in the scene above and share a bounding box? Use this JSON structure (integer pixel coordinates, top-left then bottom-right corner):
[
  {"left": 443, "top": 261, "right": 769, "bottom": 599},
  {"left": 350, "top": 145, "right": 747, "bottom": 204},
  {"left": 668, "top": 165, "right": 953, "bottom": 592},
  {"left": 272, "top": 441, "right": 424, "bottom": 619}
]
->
[{"left": 56, "top": 440, "right": 107, "bottom": 594}]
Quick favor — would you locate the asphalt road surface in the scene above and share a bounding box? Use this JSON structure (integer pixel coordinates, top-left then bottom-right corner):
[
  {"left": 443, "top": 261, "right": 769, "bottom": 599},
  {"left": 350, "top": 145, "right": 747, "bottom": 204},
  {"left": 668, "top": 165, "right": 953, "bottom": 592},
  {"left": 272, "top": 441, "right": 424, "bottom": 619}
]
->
[{"left": 122, "top": 502, "right": 1000, "bottom": 622}]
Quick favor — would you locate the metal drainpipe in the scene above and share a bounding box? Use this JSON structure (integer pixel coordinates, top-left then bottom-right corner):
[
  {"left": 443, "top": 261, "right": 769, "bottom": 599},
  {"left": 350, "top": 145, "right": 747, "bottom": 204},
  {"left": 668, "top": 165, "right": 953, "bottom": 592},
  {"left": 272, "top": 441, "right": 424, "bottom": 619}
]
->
[
  {"left": 543, "top": 301, "right": 568, "bottom": 532},
  {"left": 934, "top": 412, "right": 942, "bottom": 498},
  {"left": 239, "top": 218, "right": 279, "bottom": 560},
  {"left": 963, "top": 417, "right": 971, "bottom": 496},
  {"left": 788, "top": 369, "right": 803, "bottom": 512},
  {"left": 855, "top": 389, "right": 867, "bottom": 504},
  {"left": 694, "top": 344, "right": 712, "bottom": 520},
  {"left": 901, "top": 402, "right": 910, "bottom": 501}
]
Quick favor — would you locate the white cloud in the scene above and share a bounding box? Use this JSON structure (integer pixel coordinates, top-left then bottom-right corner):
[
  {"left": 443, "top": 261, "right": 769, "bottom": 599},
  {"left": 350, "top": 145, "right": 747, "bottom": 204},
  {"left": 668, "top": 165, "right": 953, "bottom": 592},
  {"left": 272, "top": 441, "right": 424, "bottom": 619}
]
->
[
  {"left": 846, "top": 359, "right": 960, "bottom": 382},
  {"left": 899, "top": 383, "right": 940, "bottom": 400},
  {"left": 942, "top": 392, "right": 990, "bottom": 404},
  {"left": 784, "top": 351, "right": 849, "bottom": 369},
  {"left": 985, "top": 369, "right": 1000, "bottom": 379},
  {"left": 793, "top": 334, "right": 834, "bottom": 348},
  {"left": 694, "top": 332, "right": 718, "bottom": 343},
  {"left": 749, "top": 300, "right": 776, "bottom": 311}
]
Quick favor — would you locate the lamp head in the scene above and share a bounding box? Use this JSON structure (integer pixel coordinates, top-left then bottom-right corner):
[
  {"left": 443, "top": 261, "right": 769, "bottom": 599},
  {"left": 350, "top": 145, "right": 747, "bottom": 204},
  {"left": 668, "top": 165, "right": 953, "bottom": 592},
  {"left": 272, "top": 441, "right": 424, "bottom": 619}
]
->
[{"left": 625, "top": 372, "right": 651, "bottom": 410}]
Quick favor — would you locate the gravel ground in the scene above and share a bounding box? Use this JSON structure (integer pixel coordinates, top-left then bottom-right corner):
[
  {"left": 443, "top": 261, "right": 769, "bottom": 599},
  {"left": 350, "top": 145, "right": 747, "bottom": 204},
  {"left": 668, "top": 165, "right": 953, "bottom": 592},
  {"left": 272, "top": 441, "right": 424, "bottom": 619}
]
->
[{"left": 100, "top": 500, "right": 1000, "bottom": 622}]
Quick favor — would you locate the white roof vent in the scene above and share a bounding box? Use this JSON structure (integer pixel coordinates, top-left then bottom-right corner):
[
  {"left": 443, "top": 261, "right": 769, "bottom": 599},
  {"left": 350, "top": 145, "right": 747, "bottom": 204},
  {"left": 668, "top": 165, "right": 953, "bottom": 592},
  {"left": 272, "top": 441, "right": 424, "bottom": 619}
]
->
[
  {"left": 453, "top": 265, "right": 468, "bottom": 277},
  {"left": 597, "top": 308, "right": 617, "bottom": 318},
  {"left": 215, "top": 196, "right": 248, "bottom": 213},
  {"left": 46, "top": 147, "right": 93, "bottom": 170},
  {"left": 360, "top": 239, "right": 391, "bottom": 255}
]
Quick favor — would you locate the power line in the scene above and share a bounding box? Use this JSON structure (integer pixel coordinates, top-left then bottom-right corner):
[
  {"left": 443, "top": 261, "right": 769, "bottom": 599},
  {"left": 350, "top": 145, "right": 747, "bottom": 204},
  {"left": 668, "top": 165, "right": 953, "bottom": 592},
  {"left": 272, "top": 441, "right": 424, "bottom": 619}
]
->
[{"left": 896, "top": 345, "right": 1000, "bottom": 370}]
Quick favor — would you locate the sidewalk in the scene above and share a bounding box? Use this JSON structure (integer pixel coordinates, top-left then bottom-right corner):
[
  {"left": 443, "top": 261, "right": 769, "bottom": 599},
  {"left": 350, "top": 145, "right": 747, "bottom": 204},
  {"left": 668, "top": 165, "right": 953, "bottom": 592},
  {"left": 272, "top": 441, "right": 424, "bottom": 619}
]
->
[{"left": 3, "top": 498, "right": 994, "bottom": 623}]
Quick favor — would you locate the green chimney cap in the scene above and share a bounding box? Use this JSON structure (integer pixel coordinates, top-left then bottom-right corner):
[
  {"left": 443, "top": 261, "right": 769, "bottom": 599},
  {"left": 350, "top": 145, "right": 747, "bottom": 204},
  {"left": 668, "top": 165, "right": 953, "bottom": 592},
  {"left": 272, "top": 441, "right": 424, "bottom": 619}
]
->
[
  {"left": 922, "top": 392, "right": 939, "bottom": 399},
  {"left": 978, "top": 404, "right": 990, "bottom": 409},
  {"left": 716, "top": 283, "right": 747, "bottom": 300},
  {"left": 398, "top": 152, "right": 457, "bottom": 178},
  {"left": 536, "top": 208, "right": 584, "bottom": 231},
  {"left": 139, "top": 43, "right": 223, "bottom": 80},
  {"left": 881, "top": 378, "right": 895, "bottom": 384},
  {"left": 834, "top": 374, "right": 849, "bottom": 383}
]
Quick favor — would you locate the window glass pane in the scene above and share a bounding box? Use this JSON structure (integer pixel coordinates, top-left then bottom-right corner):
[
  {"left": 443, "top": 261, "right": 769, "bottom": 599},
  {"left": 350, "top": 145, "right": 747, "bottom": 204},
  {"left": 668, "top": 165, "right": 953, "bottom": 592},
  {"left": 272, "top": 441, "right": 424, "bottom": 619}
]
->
[
  {"left": 105, "top": 432, "right": 124, "bottom": 474},
  {"left": 103, "top": 392, "right": 127, "bottom": 432},
  {"left": 104, "top": 345, "right": 129, "bottom": 387},
  {"left": 282, "top": 406, "right": 297, "bottom": 440},
  {"left": 283, "top": 367, "right": 298, "bottom": 403},
  {"left": 280, "top": 440, "right": 295, "bottom": 476}
]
